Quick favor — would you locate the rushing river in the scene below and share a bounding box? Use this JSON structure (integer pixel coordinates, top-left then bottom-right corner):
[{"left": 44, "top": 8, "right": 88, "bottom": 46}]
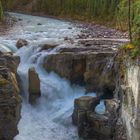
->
[{"left": 0, "top": 13, "right": 105, "bottom": 140}]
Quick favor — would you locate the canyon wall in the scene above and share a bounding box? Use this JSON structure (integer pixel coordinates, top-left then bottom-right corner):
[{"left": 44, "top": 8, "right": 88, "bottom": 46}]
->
[
  {"left": 0, "top": 53, "right": 21, "bottom": 140},
  {"left": 118, "top": 58, "right": 140, "bottom": 140}
]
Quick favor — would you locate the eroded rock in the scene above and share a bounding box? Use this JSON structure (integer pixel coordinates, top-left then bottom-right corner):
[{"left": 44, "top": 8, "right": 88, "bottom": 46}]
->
[
  {"left": 16, "top": 39, "right": 28, "bottom": 49},
  {"left": 28, "top": 67, "right": 41, "bottom": 104},
  {"left": 85, "top": 112, "right": 111, "bottom": 140},
  {"left": 40, "top": 44, "right": 57, "bottom": 51},
  {"left": 0, "top": 53, "right": 20, "bottom": 74},
  {"left": 116, "top": 58, "right": 140, "bottom": 140},
  {"left": 43, "top": 50, "right": 116, "bottom": 94},
  {"left": 72, "top": 96, "right": 100, "bottom": 125},
  {"left": 0, "top": 67, "right": 21, "bottom": 140}
]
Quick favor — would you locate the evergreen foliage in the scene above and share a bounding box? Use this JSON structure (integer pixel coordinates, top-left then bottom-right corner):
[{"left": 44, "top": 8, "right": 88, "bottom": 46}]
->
[{"left": 0, "top": 0, "right": 3, "bottom": 21}]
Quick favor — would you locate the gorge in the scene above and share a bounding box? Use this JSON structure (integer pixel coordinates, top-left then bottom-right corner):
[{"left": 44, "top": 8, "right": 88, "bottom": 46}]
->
[{"left": 0, "top": 12, "right": 139, "bottom": 140}]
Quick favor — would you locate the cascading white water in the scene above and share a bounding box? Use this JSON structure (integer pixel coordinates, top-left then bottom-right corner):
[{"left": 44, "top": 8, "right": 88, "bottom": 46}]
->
[
  {"left": 0, "top": 12, "right": 105, "bottom": 140},
  {"left": 15, "top": 44, "right": 98, "bottom": 140},
  {"left": 15, "top": 43, "right": 106, "bottom": 140}
]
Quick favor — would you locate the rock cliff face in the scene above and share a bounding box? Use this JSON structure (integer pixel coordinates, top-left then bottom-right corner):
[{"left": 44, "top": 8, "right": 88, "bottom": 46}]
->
[
  {"left": 117, "top": 58, "right": 140, "bottom": 140},
  {"left": 72, "top": 56, "right": 140, "bottom": 140},
  {"left": 0, "top": 53, "right": 21, "bottom": 140},
  {"left": 43, "top": 39, "right": 119, "bottom": 97}
]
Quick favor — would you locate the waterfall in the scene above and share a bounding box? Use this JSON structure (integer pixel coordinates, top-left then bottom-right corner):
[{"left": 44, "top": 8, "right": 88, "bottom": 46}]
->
[
  {"left": 0, "top": 43, "right": 17, "bottom": 53},
  {"left": 15, "top": 44, "right": 99, "bottom": 140},
  {"left": 0, "top": 12, "right": 106, "bottom": 140}
]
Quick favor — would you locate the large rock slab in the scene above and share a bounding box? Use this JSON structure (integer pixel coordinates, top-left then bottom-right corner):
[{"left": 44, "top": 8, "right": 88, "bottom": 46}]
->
[{"left": 43, "top": 49, "right": 116, "bottom": 95}]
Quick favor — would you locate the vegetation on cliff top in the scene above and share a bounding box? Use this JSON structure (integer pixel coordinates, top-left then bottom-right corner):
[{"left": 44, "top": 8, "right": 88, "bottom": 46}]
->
[
  {"left": 0, "top": 0, "right": 3, "bottom": 21},
  {"left": 121, "top": 0, "right": 140, "bottom": 58}
]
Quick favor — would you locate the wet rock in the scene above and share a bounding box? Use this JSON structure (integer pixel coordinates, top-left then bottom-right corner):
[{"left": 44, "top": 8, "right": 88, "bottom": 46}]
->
[
  {"left": 72, "top": 96, "right": 114, "bottom": 140},
  {"left": 44, "top": 50, "right": 116, "bottom": 93},
  {"left": 72, "top": 96, "right": 100, "bottom": 125},
  {"left": 40, "top": 44, "right": 57, "bottom": 51},
  {"left": 84, "top": 112, "right": 111, "bottom": 140},
  {"left": 0, "top": 67, "right": 21, "bottom": 140},
  {"left": 37, "top": 23, "right": 42, "bottom": 25},
  {"left": 16, "top": 39, "right": 28, "bottom": 49},
  {"left": 28, "top": 67, "right": 41, "bottom": 104}
]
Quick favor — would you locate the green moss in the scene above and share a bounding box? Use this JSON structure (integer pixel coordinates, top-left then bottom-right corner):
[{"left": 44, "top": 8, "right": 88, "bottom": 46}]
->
[{"left": 0, "top": 75, "right": 8, "bottom": 85}]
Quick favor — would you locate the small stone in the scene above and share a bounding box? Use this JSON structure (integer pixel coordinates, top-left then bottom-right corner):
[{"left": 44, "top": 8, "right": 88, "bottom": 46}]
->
[
  {"left": 37, "top": 23, "right": 42, "bottom": 25},
  {"left": 16, "top": 39, "right": 28, "bottom": 49}
]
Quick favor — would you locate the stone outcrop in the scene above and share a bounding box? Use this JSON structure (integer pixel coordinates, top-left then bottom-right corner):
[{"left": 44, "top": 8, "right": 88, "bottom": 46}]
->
[
  {"left": 116, "top": 58, "right": 140, "bottom": 140},
  {"left": 16, "top": 39, "right": 28, "bottom": 49},
  {"left": 43, "top": 47, "right": 116, "bottom": 96},
  {"left": 72, "top": 96, "right": 122, "bottom": 140},
  {"left": 0, "top": 53, "right": 20, "bottom": 74},
  {"left": 0, "top": 52, "right": 21, "bottom": 140},
  {"left": 28, "top": 67, "right": 41, "bottom": 104},
  {"left": 72, "top": 96, "right": 100, "bottom": 125}
]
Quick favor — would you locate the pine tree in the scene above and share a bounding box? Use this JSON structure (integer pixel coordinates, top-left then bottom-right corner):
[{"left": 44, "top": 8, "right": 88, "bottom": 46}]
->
[{"left": 0, "top": 0, "right": 3, "bottom": 21}]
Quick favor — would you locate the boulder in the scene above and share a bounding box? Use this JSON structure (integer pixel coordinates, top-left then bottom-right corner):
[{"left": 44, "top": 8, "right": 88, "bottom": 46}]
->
[
  {"left": 44, "top": 53, "right": 87, "bottom": 86},
  {"left": 0, "top": 67, "right": 21, "bottom": 140},
  {"left": 28, "top": 67, "right": 41, "bottom": 104},
  {"left": 16, "top": 39, "right": 28, "bottom": 49},
  {"left": 72, "top": 96, "right": 100, "bottom": 125},
  {"left": 72, "top": 96, "right": 112, "bottom": 140}
]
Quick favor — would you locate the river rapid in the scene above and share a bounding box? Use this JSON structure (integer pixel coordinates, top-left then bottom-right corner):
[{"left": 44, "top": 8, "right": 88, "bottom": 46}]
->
[{"left": 0, "top": 13, "right": 105, "bottom": 140}]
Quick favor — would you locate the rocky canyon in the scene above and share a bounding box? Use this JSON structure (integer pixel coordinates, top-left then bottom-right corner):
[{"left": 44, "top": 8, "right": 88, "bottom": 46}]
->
[{"left": 0, "top": 12, "right": 139, "bottom": 140}]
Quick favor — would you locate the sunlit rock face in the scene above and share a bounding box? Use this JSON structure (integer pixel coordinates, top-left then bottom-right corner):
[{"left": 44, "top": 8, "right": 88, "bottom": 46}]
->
[
  {"left": 118, "top": 58, "right": 140, "bottom": 140},
  {"left": 0, "top": 53, "right": 21, "bottom": 140}
]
